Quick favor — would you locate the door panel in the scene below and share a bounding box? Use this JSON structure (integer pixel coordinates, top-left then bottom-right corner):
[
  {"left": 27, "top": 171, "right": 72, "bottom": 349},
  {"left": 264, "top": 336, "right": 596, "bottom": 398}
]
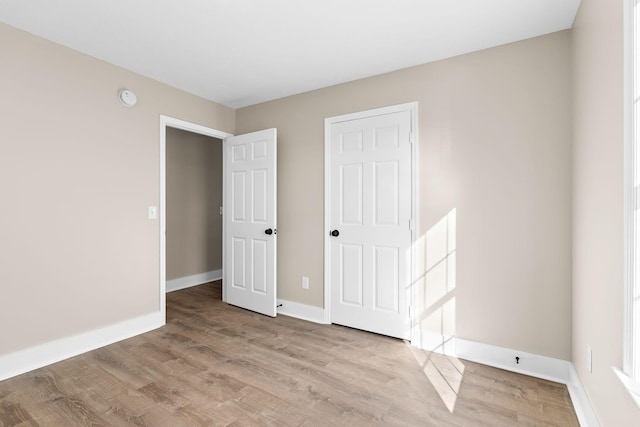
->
[
  {"left": 252, "top": 169, "right": 268, "bottom": 222},
  {"left": 232, "top": 238, "right": 246, "bottom": 288},
  {"left": 341, "top": 244, "right": 363, "bottom": 306},
  {"left": 224, "top": 128, "right": 277, "bottom": 317},
  {"left": 252, "top": 238, "right": 267, "bottom": 294},
  {"left": 330, "top": 111, "right": 411, "bottom": 339},
  {"left": 374, "top": 161, "right": 399, "bottom": 226},
  {"left": 341, "top": 164, "right": 363, "bottom": 224},
  {"left": 374, "top": 246, "right": 399, "bottom": 312},
  {"left": 232, "top": 171, "right": 246, "bottom": 221}
]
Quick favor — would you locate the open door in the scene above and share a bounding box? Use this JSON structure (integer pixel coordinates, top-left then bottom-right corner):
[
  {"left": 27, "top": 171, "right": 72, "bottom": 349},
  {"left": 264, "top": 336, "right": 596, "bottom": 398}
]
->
[{"left": 223, "top": 129, "right": 277, "bottom": 316}]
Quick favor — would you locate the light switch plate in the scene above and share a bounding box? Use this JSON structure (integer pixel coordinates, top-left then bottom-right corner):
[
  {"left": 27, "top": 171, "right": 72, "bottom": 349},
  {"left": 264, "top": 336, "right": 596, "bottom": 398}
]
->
[{"left": 148, "top": 206, "right": 157, "bottom": 219}]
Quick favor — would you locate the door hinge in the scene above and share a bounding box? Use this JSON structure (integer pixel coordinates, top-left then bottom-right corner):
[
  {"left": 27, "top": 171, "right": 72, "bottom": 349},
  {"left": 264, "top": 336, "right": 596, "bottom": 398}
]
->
[
  {"left": 409, "top": 132, "right": 414, "bottom": 144},
  {"left": 409, "top": 219, "right": 414, "bottom": 231},
  {"left": 408, "top": 305, "right": 412, "bottom": 318}
]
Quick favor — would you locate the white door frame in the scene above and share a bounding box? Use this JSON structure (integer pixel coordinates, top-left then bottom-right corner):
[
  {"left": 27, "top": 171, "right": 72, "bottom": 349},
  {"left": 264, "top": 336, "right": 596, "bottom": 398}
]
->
[
  {"left": 159, "top": 115, "right": 233, "bottom": 320},
  {"left": 323, "top": 102, "right": 418, "bottom": 333}
]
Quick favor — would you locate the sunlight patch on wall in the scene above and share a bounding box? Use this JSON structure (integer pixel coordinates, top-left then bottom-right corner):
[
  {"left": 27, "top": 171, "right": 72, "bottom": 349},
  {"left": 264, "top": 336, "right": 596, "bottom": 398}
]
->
[
  {"left": 408, "top": 208, "right": 460, "bottom": 411},
  {"left": 411, "top": 209, "right": 457, "bottom": 353}
]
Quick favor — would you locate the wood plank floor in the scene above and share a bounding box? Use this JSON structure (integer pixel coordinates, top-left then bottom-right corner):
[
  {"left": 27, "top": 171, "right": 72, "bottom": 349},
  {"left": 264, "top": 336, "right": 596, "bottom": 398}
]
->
[{"left": 0, "top": 282, "right": 579, "bottom": 426}]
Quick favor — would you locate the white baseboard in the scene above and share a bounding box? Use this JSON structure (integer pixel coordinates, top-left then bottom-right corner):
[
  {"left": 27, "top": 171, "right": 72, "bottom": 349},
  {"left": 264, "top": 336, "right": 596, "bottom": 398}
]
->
[
  {"left": 276, "top": 299, "right": 329, "bottom": 324},
  {"left": 411, "top": 330, "right": 457, "bottom": 356},
  {"left": 451, "top": 338, "right": 598, "bottom": 427},
  {"left": 410, "top": 334, "right": 598, "bottom": 426},
  {"left": 166, "top": 269, "right": 222, "bottom": 293},
  {"left": 0, "top": 306, "right": 599, "bottom": 427},
  {"left": 569, "top": 364, "right": 601, "bottom": 427},
  {"left": 0, "top": 311, "right": 164, "bottom": 381},
  {"left": 454, "top": 338, "right": 571, "bottom": 384}
]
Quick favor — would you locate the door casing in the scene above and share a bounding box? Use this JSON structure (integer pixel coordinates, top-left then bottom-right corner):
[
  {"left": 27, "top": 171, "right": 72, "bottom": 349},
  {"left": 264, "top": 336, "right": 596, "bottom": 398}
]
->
[
  {"left": 159, "top": 115, "right": 233, "bottom": 320},
  {"left": 323, "top": 102, "right": 418, "bottom": 338}
]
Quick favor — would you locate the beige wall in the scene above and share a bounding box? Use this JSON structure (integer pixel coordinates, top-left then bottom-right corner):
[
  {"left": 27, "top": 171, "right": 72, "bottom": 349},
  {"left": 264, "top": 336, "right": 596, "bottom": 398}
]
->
[
  {"left": 166, "top": 128, "right": 222, "bottom": 280},
  {"left": 237, "top": 31, "right": 573, "bottom": 360},
  {"left": 6, "top": 9, "right": 638, "bottom": 423},
  {"left": 572, "top": 0, "right": 640, "bottom": 424},
  {"left": 0, "top": 22, "right": 234, "bottom": 355}
]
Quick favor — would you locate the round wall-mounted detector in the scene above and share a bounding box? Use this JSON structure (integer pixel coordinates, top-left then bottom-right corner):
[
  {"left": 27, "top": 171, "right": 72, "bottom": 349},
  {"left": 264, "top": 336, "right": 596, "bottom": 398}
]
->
[{"left": 118, "top": 89, "right": 137, "bottom": 107}]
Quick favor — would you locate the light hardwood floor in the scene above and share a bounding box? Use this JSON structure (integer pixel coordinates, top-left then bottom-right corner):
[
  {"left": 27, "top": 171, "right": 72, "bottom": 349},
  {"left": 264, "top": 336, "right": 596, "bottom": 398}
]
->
[{"left": 0, "top": 282, "right": 579, "bottom": 426}]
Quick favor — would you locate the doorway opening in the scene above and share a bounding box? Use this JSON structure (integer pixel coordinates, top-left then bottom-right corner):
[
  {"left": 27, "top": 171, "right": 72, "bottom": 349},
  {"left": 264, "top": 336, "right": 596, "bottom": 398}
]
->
[
  {"left": 159, "top": 116, "right": 232, "bottom": 320},
  {"left": 166, "top": 127, "right": 223, "bottom": 291}
]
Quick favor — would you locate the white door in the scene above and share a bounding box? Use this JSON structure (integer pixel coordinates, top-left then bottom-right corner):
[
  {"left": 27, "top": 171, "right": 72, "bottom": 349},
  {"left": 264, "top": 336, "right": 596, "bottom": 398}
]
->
[
  {"left": 328, "top": 110, "right": 412, "bottom": 339},
  {"left": 223, "top": 129, "right": 277, "bottom": 317}
]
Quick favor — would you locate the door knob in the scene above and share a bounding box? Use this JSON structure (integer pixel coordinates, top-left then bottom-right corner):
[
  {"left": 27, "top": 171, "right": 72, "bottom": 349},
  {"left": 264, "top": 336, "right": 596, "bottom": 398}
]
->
[
  {"left": 331, "top": 230, "right": 340, "bottom": 237},
  {"left": 265, "top": 228, "right": 273, "bottom": 235}
]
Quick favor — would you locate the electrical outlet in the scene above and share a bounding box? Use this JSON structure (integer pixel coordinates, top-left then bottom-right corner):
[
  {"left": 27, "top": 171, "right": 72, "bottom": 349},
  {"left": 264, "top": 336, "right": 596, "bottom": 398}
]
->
[
  {"left": 587, "top": 346, "right": 593, "bottom": 373},
  {"left": 302, "top": 276, "right": 309, "bottom": 289}
]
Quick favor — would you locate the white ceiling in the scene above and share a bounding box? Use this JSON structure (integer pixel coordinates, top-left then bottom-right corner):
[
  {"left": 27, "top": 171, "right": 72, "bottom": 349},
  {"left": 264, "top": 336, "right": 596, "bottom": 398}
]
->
[{"left": 0, "top": 0, "right": 581, "bottom": 108}]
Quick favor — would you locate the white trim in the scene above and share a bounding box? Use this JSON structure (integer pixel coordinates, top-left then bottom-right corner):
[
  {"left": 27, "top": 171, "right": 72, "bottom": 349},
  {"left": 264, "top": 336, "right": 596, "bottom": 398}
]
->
[
  {"left": 455, "top": 338, "right": 570, "bottom": 383},
  {"left": 618, "top": 0, "right": 640, "bottom": 411},
  {"left": 0, "top": 311, "right": 163, "bottom": 381},
  {"left": 623, "top": 0, "right": 636, "bottom": 379},
  {"left": 413, "top": 333, "right": 600, "bottom": 425},
  {"left": 323, "top": 117, "right": 332, "bottom": 323},
  {"left": 166, "top": 269, "right": 223, "bottom": 293},
  {"left": 445, "top": 338, "right": 599, "bottom": 426},
  {"left": 449, "top": 338, "right": 599, "bottom": 426},
  {"left": 567, "top": 365, "right": 601, "bottom": 427},
  {"left": 412, "top": 331, "right": 457, "bottom": 356},
  {"left": 160, "top": 119, "right": 166, "bottom": 320},
  {"left": 614, "top": 367, "right": 640, "bottom": 408},
  {"left": 325, "top": 102, "right": 418, "bottom": 124},
  {"left": 323, "top": 102, "right": 419, "bottom": 326},
  {"left": 410, "top": 104, "right": 419, "bottom": 344},
  {"left": 160, "top": 115, "right": 233, "bottom": 140},
  {"left": 276, "top": 299, "right": 329, "bottom": 324},
  {"left": 159, "top": 115, "right": 232, "bottom": 321}
]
